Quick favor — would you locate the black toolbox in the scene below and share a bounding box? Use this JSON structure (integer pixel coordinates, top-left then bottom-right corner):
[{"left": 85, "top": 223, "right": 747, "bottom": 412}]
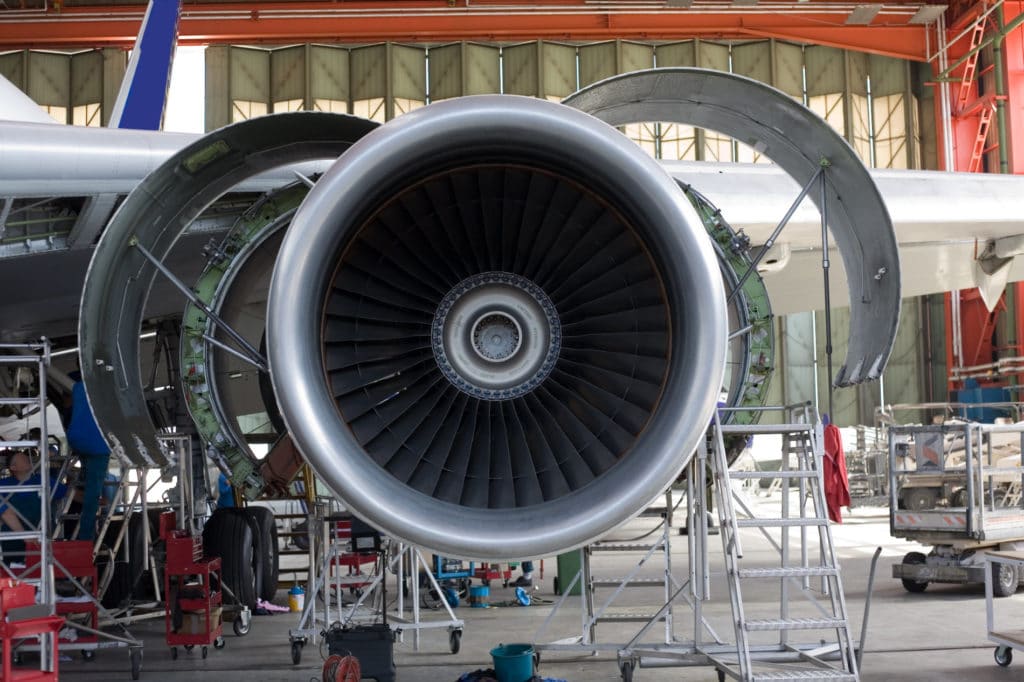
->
[{"left": 325, "top": 622, "right": 396, "bottom": 682}]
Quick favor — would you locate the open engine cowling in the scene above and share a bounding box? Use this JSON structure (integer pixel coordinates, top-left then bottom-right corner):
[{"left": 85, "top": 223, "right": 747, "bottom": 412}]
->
[{"left": 267, "top": 95, "right": 727, "bottom": 560}]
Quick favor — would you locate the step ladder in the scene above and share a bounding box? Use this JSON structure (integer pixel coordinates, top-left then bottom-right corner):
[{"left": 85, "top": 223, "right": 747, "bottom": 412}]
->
[
  {"left": 708, "top": 414, "right": 859, "bottom": 682},
  {"left": 584, "top": 490, "right": 676, "bottom": 645}
]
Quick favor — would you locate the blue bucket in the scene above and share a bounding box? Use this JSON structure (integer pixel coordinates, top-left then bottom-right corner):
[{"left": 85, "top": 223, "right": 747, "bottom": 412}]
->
[
  {"left": 469, "top": 584, "right": 489, "bottom": 607},
  {"left": 490, "top": 643, "right": 535, "bottom": 682}
]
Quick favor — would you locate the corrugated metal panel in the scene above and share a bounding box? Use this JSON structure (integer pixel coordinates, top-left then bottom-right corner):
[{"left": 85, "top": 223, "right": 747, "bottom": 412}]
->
[
  {"left": 350, "top": 43, "right": 388, "bottom": 100},
  {"left": 205, "top": 45, "right": 230, "bottom": 131},
  {"left": 869, "top": 53, "right": 907, "bottom": 96},
  {"left": 782, "top": 312, "right": 819, "bottom": 412},
  {"left": 914, "top": 62, "right": 936, "bottom": 170},
  {"left": 464, "top": 43, "right": 500, "bottom": 95},
  {"left": 578, "top": 41, "right": 617, "bottom": 88},
  {"left": 848, "top": 52, "right": 871, "bottom": 162},
  {"left": 230, "top": 46, "right": 270, "bottom": 103},
  {"left": 542, "top": 41, "right": 577, "bottom": 99},
  {"left": 0, "top": 52, "right": 23, "bottom": 89},
  {"left": 270, "top": 45, "right": 306, "bottom": 105},
  {"left": 805, "top": 45, "right": 845, "bottom": 97},
  {"left": 392, "top": 43, "right": 426, "bottom": 100},
  {"left": 697, "top": 40, "right": 729, "bottom": 71},
  {"left": 620, "top": 41, "right": 654, "bottom": 73},
  {"left": 870, "top": 55, "right": 910, "bottom": 169},
  {"left": 773, "top": 41, "right": 804, "bottom": 98},
  {"left": 880, "top": 298, "right": 924, "bottom": 410},
  {"left": 101, "top": 47, "right": 125, "bottom": 126},
  {"left": 503, "top": 41, "right": 538, "bottom": 96},
  {"left": 70, "top": 50, "right": 102, "bottom": 107},
  {"left": 429, "top": 43, "right": 462, "bottom": 101},
  {"left": 732, "top": 41, "right": 772, "bottom": 86},
  {"left": 654, "top": 41, "right": 695, "bottom": 67},
  {"left": 309, "top": 44, "right": 350, "bottom": 106},
  {"left": 27, "top": 51, "right": 69, "bottom": 107}
]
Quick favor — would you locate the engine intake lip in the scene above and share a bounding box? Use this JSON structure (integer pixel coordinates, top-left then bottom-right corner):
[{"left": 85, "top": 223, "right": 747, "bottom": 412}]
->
[
  {"left": 432, "top": 271, "right": 560, "bottom": 400},
  {"left": 268, "top": 95, "right": 727, "bottom": 559}
]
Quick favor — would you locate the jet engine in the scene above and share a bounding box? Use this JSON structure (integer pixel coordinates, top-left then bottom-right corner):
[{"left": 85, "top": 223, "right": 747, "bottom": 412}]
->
[
  {"left": 79, "top": 68, "right": 899, "bottom": 562},
  {"left": 267, "top": 95, "right": 727, "bottom": 559}
]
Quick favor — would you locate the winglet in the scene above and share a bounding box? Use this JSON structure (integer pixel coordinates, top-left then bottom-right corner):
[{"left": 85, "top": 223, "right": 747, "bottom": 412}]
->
[{"left": 108, "top": 0, "right": 182, "bottom": 130}]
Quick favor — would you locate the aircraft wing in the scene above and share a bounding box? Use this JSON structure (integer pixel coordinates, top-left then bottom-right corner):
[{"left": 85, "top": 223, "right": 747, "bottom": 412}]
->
[
  {"left": 1, "top": 121, "right": 1021, "bottom": 341},
  {"left": 662, "top": 161, "right": 1024, "bottom": 313}
]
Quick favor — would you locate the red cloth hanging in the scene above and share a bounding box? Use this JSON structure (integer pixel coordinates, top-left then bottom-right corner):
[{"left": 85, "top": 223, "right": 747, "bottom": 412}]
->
[{"left": 822, "top": 423, "right": 851, "bottom": 523}]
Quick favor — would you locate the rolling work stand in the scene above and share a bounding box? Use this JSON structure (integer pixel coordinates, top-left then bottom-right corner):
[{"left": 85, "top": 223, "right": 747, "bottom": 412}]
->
[{"left": 0, "top": 340, "right": 142, "bottom": 678}]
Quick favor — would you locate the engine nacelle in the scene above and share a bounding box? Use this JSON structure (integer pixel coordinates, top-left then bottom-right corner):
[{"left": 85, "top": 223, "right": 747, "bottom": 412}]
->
[{"left": 267, "top": 95, "right": 727, "bottom": 560}]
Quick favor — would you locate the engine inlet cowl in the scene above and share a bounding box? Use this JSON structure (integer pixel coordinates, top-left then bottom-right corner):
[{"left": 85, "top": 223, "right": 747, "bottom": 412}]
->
[{"left": 267, "top": 95, "right": 727, "bottom": 560}]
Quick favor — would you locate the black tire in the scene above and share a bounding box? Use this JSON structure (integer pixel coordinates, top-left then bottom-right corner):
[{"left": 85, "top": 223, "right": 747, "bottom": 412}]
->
[
  {"left": 130, "top": 648, "right": 142, "bottom": 680},
  {"left": 900, "top": 551, "right": 929, "bottom": 593},
  {"left": 99, "top": 513, "right": 148, "bottom": 609},
  {"left": 996, "top": 646, "right": 1013, "bottom": 667},
  {"left": 243, "top": 506, "right": 280, "bottom": 602},
  {"left": 170, "top": 647, "right": 177, "bottom": 660},
  {"left": 203, "top": 509, "right": 258, "bottom": 610},
  {"left": 993, "top": 562, "right": 1019, "bottom": 598},
  {"left": 291, "top": 641, "right": 302, "bottom": 665},
  {"left": 449, "top": 630, "right": 461, "bottom": 654}
]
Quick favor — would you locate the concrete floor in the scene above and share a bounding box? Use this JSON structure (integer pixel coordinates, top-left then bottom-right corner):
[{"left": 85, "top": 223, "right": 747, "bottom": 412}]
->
[{"left": 34, "top": 494, "right": 1024, "bottom": 681}]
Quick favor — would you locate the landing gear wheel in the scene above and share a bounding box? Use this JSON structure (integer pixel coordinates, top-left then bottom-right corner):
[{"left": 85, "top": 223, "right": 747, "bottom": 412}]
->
[
  {"left": 993, "top": 562, "right": 1019, "bottom": 598},
  {"left": 233, "top": 616, "right": 250, "bottom": 636},
  {"left": 619, "top": 659, "right": 634, "bottom": 682},
  {"left": 449, "top": 630, "right": 461, "bottom": 654},
  {"left": 996, "top": 646, "right": 1013, "bottom": 667},
  {"left": 81, "top": 649, "right": 96, "bottom": 661},
  {"left": 202, "top": 646, "right": 208, "bottom": 659},
  {"left": 900, "top": 551, "right": 929, "bottom": 593},
  {"left": 214, "top": 636, "right": 226, "bottom": 649},
  {"left": 291, "top": 640, "right": 303, "bottom": 665},
  {"left": 130, "top": 648, "right": 142, "bottom": 680},
  {"left": 171, "top": 647, "right": 178, "bottom": 660}
]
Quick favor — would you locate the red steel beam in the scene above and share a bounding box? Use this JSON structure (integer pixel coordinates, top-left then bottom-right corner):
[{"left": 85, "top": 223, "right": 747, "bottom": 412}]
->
[{"left": 0, "top": 3, "right": 931, "bottom": 60}]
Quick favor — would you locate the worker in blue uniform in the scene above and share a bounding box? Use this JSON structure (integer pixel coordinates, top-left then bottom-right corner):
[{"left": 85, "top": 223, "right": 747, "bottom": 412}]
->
[
  {"left": 0, "top": 450, "right": 67, "bottom": 561},
  {"left": 66, "top": 372, "right": 110, "bottom": 541}
]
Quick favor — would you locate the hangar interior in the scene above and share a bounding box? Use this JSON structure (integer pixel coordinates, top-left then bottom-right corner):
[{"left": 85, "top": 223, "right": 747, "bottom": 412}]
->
[{"left": 1, "top": 1, "right": 1024, "bottom": 681}]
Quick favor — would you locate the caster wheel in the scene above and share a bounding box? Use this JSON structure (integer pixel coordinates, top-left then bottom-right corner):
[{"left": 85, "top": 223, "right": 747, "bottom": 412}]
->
[
  {"left": 170, "top": 647, "right": 178, "bottom": 660},
  {"left": 81, "top": 649, "right": 96, "bottom": 661},
  {"left": 996, "top": 646, "right": 1013, "bottom": 667},
  {"left": 214, "top": 636, "right": 226, "bottom": 649},
  {"left": 184, "top": 644, "right": 194, "bottom": 653},
  {"left": 233, "top": 617, "right": 250, "bottom": 636},
  {"left": 449, "top": 630, "right": 461, "bottom": 654},
  {"left": 130, "top": 648, "right": 142, "bottom": 680},
  {"left": 291, "top": 640, "right": 303, "bottom": 665},
  {"left": 553, "top": 576, "right": 560, "bottom": 594},
  {"left": 202, "top": 646, "right": 208, "bottom": 659},
  {"left": 620, "top": 660, "right": 634, "bottom": 682}
]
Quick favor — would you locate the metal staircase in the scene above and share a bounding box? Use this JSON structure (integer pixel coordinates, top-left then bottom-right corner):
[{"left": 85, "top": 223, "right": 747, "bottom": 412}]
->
[{"left": 709, "top": 412, "right": 859, "bottom": 682}]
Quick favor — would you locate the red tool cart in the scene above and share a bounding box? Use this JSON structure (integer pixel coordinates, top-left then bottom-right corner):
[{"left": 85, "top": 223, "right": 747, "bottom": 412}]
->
[
  {"left": 0, "top": 578, "right": 63, "bottom": 682},
  {"left": 161, "top": 512, "right": 225, "bottom": 660}
]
